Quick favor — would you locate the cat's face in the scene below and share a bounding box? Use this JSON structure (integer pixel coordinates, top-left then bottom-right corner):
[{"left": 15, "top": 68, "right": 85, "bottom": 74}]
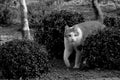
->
[{"left": 64, "top": 25, "right": 82, "bottom": 43}]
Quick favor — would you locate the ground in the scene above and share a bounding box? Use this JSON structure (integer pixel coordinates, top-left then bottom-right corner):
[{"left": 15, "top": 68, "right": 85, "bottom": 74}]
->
[{"left": 40, "top": 59, "right": 120, "bottom": 80}]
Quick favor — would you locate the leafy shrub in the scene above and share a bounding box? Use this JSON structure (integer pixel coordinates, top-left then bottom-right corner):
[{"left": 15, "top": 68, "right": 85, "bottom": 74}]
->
[
  {"left": 28, "top": 2, "right": 54, "bottom": 28},
  {"left": 0, "top": 4, "right": 13, "bottom": 26},
  {"left": 34, "top": 10, "right": 84, "bottom": 59},
  {"left": 28, "top": 3, "right": 45, "bottom": 27},
  {"left": 45, "top": 0, "right": 56, "bottom": 6},
  {"left": 64, "top": 0, "right": 72, "bottom": 2},
  {"left": 80, "top": 27, "right": 120, "bottom": 70},
  {"left": 104, "top": 15, "right": 120, "bottom": 29},
  {"left": 0, "top": 0, "right": 18, "bottom": 26},
  {"left": 0, "top": 40, "right": 50, "bottom": 79},
  {"left": 0, "top": 0, "right": 11, "bottom": 4}
]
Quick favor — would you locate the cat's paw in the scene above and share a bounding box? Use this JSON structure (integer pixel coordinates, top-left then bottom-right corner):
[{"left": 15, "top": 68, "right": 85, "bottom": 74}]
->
[
  {"left": 65, "top": 64, "right": 71, "bottom": 68},
  {"left": 73, "top": 65, "right": 80, "bottom": 69},
  {"left": 64, "top": 60, "right": 71, "bottom": 68}
]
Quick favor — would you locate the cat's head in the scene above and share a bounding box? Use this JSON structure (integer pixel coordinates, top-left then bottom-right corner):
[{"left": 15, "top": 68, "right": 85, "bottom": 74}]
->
[{"left": 64, "top": 25, "right": 83, "bottom": 42}]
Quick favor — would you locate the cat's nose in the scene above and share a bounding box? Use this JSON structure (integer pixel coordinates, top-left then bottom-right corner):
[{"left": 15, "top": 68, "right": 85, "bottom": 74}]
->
[{"left": 71, "top": 39, "right": 75, "bottom": 42}]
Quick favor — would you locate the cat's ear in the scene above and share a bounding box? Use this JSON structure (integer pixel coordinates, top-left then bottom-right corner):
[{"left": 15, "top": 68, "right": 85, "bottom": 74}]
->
[{"left": 65, "top": 25, "right": 69, "bottom": 29}]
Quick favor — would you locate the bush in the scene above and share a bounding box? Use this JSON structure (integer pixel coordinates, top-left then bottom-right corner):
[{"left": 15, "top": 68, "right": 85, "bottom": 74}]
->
[
  {"left": 34, "top": 10, "right": 84, "bottom": 59},
  {"left": 0, "top": 0, "right": 19, "bottom": 26},
  {"left": 28, "top": 2, "right": 55, "bottom": 28},
  {"left": 0, "top": 4, "right": 13, "bottom": 26},
  {"left": 104, "top": 15, "right": 120, "bottom": 29},
  {"left": 80, "top": 27, "right": 120, "bottom": 70},
  {"left": 28, "top": 3, "right": 45, "bottom": 27},
  {"left": 64, "top": 0, "right": 72, "bottom": 2},
  {"left": 0, "top": 40, "right": 50, "bottom": 79}
]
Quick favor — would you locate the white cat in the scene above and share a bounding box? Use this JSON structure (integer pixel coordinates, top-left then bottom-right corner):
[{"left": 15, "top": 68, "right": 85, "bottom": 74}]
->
[{"left": 63, "top": 0, "right": 106, "bottom": 68}]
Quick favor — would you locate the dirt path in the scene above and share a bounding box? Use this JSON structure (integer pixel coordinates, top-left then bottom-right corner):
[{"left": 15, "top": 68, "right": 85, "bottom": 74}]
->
[{"left": 40, "top": 60, "right": 120, "bottom": 80}]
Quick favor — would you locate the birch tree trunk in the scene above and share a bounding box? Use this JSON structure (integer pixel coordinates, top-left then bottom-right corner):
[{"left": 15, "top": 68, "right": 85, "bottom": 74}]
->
[{"left": 19, "top": 0, "right": 32, "bottom": 40}]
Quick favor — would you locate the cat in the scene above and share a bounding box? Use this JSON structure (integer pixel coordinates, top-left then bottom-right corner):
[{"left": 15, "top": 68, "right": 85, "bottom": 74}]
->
[{"left": 63, "top": 0, "right": 106, "bottom": 68}]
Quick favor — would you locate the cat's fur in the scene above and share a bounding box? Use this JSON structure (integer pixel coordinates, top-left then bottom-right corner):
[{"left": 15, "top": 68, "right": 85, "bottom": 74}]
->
[{"left": 63, "top": 0, "right": 106, "bottom": 68}]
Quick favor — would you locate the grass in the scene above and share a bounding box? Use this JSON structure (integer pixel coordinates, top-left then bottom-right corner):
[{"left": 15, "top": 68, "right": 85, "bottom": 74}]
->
[
  {"left": 0, "top": 24, "right": 21, "bottom": 35},
  {"left": 0, "top": 24, "right": 35, "bottom": 44},
  {"left": 0, "top": 24, "right": 22, "bottom": 44}
]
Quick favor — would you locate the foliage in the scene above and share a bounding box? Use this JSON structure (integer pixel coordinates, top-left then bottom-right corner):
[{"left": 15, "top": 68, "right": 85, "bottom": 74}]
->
[
  {"left": 0, "top": 0, "right": 11, "bottom": 4},
  {"left": 27, "top": 3, "right": 43, "bottom": 27},
  {"left": 0, "top": 4, "right": 13, "bottom": 26},
  {"left": 64, "top": 0, "right": 72, "bottom": 2},
  {"left": 45, "top": 0, "right": 56, "bottom": 6},
  {"left": 0, "top": 40, "right": 50, "bottom": 79},
  {"left": 0, "top": 0, "right": 18, "bottom": 26},
  {"left": 27, "top": 1, "right": 54, "bottom": 28},
  {"left": 104, "top": 15, "right": 120, "bottom": 29},
  {"left": 34, "top": 10, "right": 84, "bottom": 59},
  {"left": 80, "top": 27, "right": 120, "bottom": 70}
]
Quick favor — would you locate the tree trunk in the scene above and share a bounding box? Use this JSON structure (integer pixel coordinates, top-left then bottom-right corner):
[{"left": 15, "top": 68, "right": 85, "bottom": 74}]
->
[{"left": 19, "top": 0, "right": 32, "bottom": 40}]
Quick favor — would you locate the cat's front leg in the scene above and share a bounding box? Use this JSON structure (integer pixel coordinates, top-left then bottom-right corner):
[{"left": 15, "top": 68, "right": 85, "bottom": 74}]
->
[
  {"left": 73, "top": 50, "right": 81, "bottom": 69},
  {"left": 63, "top": 48, "right": 72, "bottom": 68}
]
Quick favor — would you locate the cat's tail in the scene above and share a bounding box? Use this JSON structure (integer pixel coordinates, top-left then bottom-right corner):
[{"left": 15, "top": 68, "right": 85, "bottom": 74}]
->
[{"left": 92, "top": 0, "right": 104, "bottom": 23}]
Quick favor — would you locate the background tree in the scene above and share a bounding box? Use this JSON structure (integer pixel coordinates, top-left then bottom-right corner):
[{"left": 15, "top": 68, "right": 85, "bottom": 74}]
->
[{"left": 19, "top": 0, "right": 32, "bottom": 40}]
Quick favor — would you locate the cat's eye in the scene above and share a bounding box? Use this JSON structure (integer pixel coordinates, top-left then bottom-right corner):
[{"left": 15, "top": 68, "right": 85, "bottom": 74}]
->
[{"left": 68, "top": 35, "right": 71, "bottom": 37}]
